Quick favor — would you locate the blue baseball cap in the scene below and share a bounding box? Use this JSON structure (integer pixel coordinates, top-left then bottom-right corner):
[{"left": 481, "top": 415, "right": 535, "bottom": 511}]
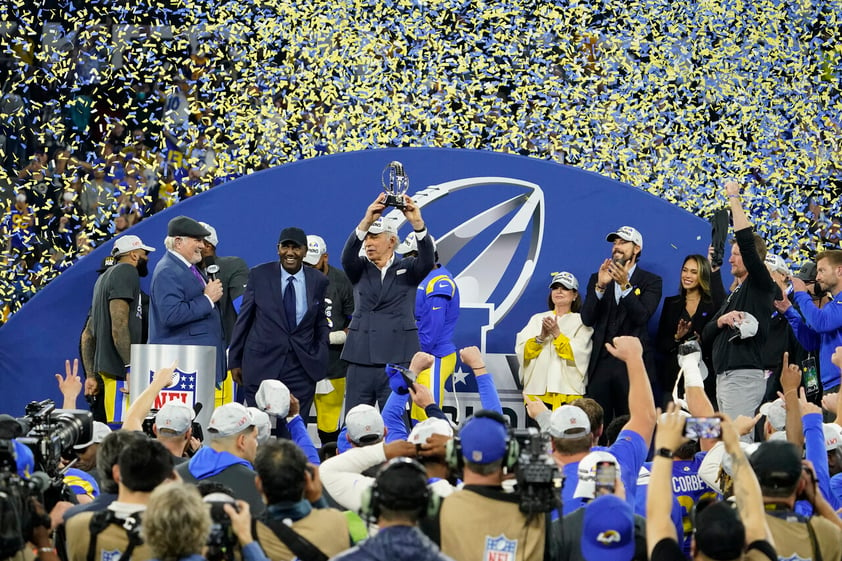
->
[
  {"left": 459, "top": 414, "right": 508, "bottom": 464},
  {"left": 63, "top": 468, "right": 100, "bottom": 499},
  {"left": 581, "top": 494, "right": 635, "bottom": 561}
]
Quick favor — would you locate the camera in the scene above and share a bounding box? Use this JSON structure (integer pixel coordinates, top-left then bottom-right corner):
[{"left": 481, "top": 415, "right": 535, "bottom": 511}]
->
[
  {"left": 15, "top": 400, "right": 93, "bottom": 476},
  {"left": 0, "top": 399, "right": 90, "bottom": 559},
  {"left": 512, "top": 428, "right": 562, "bottom": 516},
  {"left": 203, "top": 493, "right": 239, "bottom": 561}
]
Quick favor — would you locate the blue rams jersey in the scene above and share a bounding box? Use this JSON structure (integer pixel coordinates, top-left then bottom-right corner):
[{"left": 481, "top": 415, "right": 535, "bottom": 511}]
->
[
  {"left": 415, "top": 266, "right": 460, "bottom": 357},
  {"left": 645, "top": 452, "right": 716, "bottom": 555}
]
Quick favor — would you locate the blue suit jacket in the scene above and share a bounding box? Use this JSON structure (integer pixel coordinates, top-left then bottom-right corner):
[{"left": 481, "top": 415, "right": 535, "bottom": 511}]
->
[
  {"left": 228, "top": 262, "right": 330, "bottom": 388},
  {"left": 149, "top": 251, "right": 227, "bottom": 383},
  {"left": 340, "top": 231, "right": 435, "bottom": 365}
]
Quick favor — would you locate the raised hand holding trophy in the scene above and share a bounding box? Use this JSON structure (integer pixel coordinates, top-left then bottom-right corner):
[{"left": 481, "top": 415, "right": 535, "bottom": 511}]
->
[{"left": 381, "top": 161, "right": 409, "bottom": 209}]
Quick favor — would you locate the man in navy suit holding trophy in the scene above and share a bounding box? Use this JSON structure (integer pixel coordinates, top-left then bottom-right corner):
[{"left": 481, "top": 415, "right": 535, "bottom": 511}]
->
[{"left": 341, "top": 191, "right": 435, "bottom": 411}]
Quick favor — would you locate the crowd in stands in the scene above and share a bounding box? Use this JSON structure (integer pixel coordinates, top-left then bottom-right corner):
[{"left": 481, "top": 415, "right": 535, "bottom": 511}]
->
[{"left": 1, "top": 0, "right": 840, "bottom": 324}]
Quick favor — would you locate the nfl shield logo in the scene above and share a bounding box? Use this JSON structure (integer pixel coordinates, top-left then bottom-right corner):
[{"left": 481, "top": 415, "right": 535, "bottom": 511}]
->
[
  {"left": 101, "top": 550, "right": 122, "bottom": 561},
  {"left": 484, "top": 534, "right": 517, "bottom": 561},
  {"left": 151, "top": 368, "right": 197, "bottom": 409}
]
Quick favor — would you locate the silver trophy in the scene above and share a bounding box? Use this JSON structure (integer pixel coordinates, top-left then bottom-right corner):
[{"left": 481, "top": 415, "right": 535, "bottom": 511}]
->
[{"left": 381, "top": 161, "right": 409, "bottom": 209}]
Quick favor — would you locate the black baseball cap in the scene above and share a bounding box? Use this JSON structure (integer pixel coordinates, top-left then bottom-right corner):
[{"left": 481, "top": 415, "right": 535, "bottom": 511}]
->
[
  {"left": 749, "top": 440, "right": 802, "bottom": 490},
  {"left": 793, "top": 262, "right": 817, "bottom": 283},
  {"left": 278, "top": 227, "right": 307, "bottom": 247}
]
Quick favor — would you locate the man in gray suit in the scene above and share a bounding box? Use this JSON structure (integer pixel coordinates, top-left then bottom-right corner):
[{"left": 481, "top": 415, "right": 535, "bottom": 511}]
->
[{"left": 341, "top": 194, "right": 434, "bottom": 410}]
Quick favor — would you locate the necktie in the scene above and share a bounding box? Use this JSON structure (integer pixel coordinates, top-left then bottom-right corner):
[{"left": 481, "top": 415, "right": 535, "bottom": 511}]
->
[
  {"left": 190, "top": 265, "right": 205, "bottom": 286},
  {"left": 284, "top": 276, "right": 297, "bottom": 327}
]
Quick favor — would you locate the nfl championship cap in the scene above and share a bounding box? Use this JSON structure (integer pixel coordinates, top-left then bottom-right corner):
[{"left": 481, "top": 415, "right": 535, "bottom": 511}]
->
[
  {"left": 367, "top": 218, "right": 397, "bottom": 236},
  {"left": 199, "top": 222, "right": 219, "bottom": 247},
  {"left": 407, "top": 417, "right": 454, "bottom": 445},
  {"left": 248, "top": 407, "right": 272, "bottom": 445},
  {"left": 208, "top": 403, "right": 255, "bottom": 438},
  {"left": 255, "top": 379, "right": 291, "bottom": 418},
  {"left": 548, "top": 271, "right": 579, "bottom": 290},
  {"left": 155, "top": 401, "right": 194, "bottom": 435},
  {"left": 345, "top": 405, "right": 385, "bottom": 445},
  {"left": 303, "top": 235, "right": 327, "bottom": 266},
  {"left": 548, "top": 405, "right": 591, "bottom": 439},
  {"left": 758, "top": 398, "right": 786, "bottom": 432},
  {"left": 606, "top": 226, "right": 643, "bottom": 249},
  {"left": 112, "top": 234, "right": 155, "bottom": 256}
]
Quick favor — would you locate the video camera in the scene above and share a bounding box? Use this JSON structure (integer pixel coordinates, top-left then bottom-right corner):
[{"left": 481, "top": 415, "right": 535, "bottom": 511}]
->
[
  {"left": 512, "top": 428, "right": 563, "bottom": 516},
  {"left": 0, "top": 400, "right": 91, "bottom": 558},
  {"left": 13, "top": 400, "right": 93, "bottom": 475}
]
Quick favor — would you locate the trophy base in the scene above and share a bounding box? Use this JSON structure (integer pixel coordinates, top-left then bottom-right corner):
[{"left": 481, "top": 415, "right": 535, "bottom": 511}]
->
[{"left": 383, "top": 194, "right": 406, "bottom": 209}]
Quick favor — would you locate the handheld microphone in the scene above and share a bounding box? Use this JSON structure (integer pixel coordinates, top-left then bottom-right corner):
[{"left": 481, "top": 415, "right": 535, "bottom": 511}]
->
[{"left": 205, "top": 257, "right": 219, "bottom": 282}]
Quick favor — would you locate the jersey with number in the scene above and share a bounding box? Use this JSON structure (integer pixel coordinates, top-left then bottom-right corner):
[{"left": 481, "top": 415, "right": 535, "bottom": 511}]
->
[{"left": 415, "top": 266, "right": 459, "bottom": 357}]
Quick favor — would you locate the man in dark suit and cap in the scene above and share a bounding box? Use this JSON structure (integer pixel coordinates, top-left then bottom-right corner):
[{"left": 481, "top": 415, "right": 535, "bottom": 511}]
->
[{"left": 229, "top": 226, "right": 330, "bottom": 434}]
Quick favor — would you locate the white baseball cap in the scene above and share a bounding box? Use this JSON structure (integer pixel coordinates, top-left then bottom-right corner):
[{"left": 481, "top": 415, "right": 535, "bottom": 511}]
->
[
  {"left": 199, "top": 222, "right": 219, "bottom": 247},
  {"left": 367, "top": 218, "right": 397, "bottom": 236},
  {"left": 764, "top": 253, "right": 790, "bottom": 276},
  {"left": 606, "top": 226, "right": 643, "bottom": 249},
  {"left": 248, "top": 407, "right": 272, "bottom": 445},
  {"left": 74, "top": 422, "right": 112, "bottom": 450},
  {"left": 759, "top": 398, "right": 786, "bottom": 432},
  {"left": 208, "top": 403, "right": 255, "bottom": 438},
  {"left": 548, "top": 405, "right": 591, "bottom": 439},
  {"left": 255, "top": 379, "right": 291, "bottom": 418},
  {"left": 155, "top": 401, "right": 194, "bottom": 435},
  {"left": 407, "top": 417, "right": 453, "bottom": 444},
  {"left": 823, "top": 423, "right": 842, "bottom": 451},
  {"left": 548, "top": 271, "right": 579, "bottom": 291},
  {"left": 397, "top": 232, "right": 436, "bottom": 255},
  {"left": 112, "top": 234, "right": 155, "bottom": 256},
  {"left": 345, "top": 404, "right": 385, "bottom": 445},
  {"left": 303, "top": 235, "right": 327, "bottom": 266}
]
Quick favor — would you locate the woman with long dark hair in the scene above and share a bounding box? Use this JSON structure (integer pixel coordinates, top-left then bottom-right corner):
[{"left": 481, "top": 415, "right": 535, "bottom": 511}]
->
[{"left": 656, "top": 254, "right": 722, "bottom": 403}]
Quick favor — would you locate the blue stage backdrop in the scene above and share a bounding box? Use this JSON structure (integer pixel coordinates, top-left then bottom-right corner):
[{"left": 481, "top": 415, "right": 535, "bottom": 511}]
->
[{"left": 0, "top": 148, "right": 710, "bottom": 421}]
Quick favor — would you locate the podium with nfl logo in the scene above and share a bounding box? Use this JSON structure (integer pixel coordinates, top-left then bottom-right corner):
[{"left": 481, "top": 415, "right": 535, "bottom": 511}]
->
[{"left": 130, "top": 344, "right": 217, "bottom": 429}]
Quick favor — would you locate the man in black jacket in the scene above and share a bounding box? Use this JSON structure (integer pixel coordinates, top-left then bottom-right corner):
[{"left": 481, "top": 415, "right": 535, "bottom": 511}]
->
[
  {"left": 581, "top": 226, "right": 662, "bottom": 429},
  {"left": 702, "top": 181, "right": 776, "bottom": 430}
]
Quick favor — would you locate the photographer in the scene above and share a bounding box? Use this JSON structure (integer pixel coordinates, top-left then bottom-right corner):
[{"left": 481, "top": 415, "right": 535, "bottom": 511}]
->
[
  {"left": 750, "top": 440, "right": 842, "bottom": 560},
  {"left": 252, "top": 440, "right": 352, "bottom": 560},
  {"left": 141, "top": 482, "right": 271, "bottom": 561},
  {"left": 425, "top": 410, "right": 562, "bottom": 561},
  {"left": 64, "top": 438, "right": 177, "bottom": 561}
]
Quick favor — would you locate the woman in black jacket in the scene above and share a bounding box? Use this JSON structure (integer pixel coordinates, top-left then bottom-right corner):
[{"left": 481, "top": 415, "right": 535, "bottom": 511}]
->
[{"left": 656, "top": 254, "right": 723, "bottom": 405}]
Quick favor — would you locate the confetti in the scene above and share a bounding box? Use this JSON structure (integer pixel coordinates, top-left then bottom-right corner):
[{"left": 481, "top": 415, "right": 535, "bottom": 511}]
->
[{"left": 0, "top": 0, "right": 840, "bottom": 322}]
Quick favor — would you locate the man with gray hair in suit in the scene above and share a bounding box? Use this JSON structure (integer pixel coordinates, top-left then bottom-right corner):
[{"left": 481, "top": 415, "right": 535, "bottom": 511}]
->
[{"left": 340, "top": 194, "right": 434, "bottom": 410}]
